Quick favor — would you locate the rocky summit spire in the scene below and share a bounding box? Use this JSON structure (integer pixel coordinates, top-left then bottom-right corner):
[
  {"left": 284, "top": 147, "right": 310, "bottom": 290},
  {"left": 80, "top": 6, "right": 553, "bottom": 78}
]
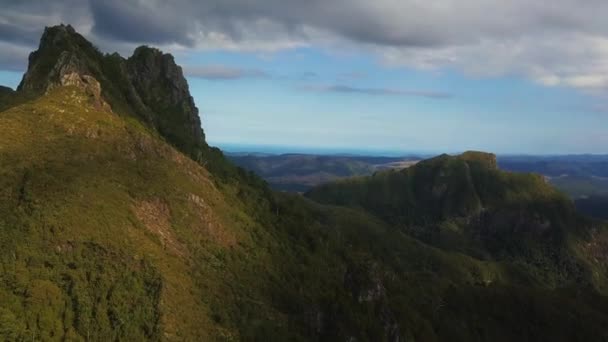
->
[
  {"left": 18, "top": 24, "right": 101, "bottom": 93},
  {"left": 17, "top": 24, "right": 206, "bottom": 158},
  {"left": 126, "top": 45, "right": 204, "bottom": 154}
]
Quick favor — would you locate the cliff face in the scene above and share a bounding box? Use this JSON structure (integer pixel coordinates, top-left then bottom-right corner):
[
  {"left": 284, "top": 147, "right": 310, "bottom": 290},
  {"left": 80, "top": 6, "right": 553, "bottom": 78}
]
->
[
  {"left": 126, "top": 46, "right": 204, "bottom": 155},
  {"left": 18, "top": 25, "right": 99, "bottom": 94},
  {"left": 18, "top": 24, "right": 205, "bottom": 157}
]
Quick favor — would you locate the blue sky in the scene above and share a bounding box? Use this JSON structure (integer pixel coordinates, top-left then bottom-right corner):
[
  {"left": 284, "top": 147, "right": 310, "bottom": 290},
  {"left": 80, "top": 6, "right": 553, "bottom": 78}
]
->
[
  {"left": 1, "top": 1, "right": 608, "bottom": 155},
  {"left": 179, "top": 48, "right": 607, "bottom": 155}
]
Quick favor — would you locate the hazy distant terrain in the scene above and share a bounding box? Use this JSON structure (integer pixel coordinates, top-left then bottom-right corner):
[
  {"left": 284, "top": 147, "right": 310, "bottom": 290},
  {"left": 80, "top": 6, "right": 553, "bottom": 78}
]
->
[
  {"left": 230, "top": 152, "right": 608, "bottom": 219},
  {"left": 229, "top": 153, "right": 608, "bottom": 195},
  {"left": 497, "top": 155, "right": 608, "bottom": 220},
  {"left": 228, "top": 153, "right": 421, "bottom": 192},
  {"left": 498, "top": 155, "right": 608, "bottom": 197}
]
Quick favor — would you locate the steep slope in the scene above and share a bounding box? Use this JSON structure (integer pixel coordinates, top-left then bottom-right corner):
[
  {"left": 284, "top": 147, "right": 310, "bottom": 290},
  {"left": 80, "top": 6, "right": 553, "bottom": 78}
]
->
[
  {"left": 2, "top": 92, "right": 607, "bottom": 340},
  {"left": 2, "top": 25, "right": 608, "bottom": 342},
  {"left": 307, "top": 152, "right": 605, "bottom": 287},
  {"left": 0, "top": 85, "right": 272, "bottom": 340}
]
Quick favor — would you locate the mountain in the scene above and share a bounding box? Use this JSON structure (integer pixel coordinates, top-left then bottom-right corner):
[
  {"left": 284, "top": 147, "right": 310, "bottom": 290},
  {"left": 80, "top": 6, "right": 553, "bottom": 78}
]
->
[
  {"left": 227, "top": 153, "right": 419, "bottom": 192},
  {"left": 18, "top": 25, "right": 200, "bottom": 154},
  {"left": 1, "top": 25, "right": 608, "bottom": 341},
  {"left": 307, "top": 152, "right": 607, "bottom": 287},
  {"left": 498, "top": 155, "right": 608, "bottom": 198}
]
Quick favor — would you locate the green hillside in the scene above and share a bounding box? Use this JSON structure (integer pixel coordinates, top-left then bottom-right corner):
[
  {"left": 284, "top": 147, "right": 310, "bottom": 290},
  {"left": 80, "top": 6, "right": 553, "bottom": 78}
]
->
[
  {"left": 1, "top": 25, "right": 608, "bottom": 341},
  {"left": 307, "top": 152, "right": 608, "bottom": 290}
]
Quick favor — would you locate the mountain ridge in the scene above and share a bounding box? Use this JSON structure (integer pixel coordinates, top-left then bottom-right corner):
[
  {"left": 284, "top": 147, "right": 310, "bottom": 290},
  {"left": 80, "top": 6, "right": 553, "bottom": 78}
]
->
[
  {"left": 1, "top": 25, "right": 608, "bottom": 341},
  {"left": 306, "top": 151, "right": 603, "bottom": 289},
  {"left": 16, "top": 24, "right": 205, "bottom": 160}
]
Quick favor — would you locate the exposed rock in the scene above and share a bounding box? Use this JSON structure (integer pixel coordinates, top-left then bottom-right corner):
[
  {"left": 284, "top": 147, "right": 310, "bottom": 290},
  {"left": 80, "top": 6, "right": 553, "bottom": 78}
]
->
[
  {"left": 126, "top": 46, "right": 204, "bottom": 154},
  {"left": 56, "top": 72, "right": 110, "bottom": 111},
  {"left": 133, "top": 198, "right": 188, "bottom": 258},
  {"left": 17, "top": 24, "right": 206, "bottom": 158},
  {"left": 343, "top": 261, "right": 402, "bottom": 341},
  {"left": 344, "top": 261, "right": 386, "bottom": 303},
  {"left": 18, "top": 25, "right": 99, "bottom": 94}
]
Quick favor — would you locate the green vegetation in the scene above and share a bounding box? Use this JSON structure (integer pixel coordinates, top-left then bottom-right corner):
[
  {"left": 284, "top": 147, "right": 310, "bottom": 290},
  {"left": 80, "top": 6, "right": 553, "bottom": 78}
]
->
[
  {"left": 0, "top": 86, "right": 13, "bottom": 111},
  {"left": 17, "top": 25, "right": 207, "bottom": 162},
  {"left": 1, "top": 87, "right": 608, "bottom": 340},
  {"left": 2, "top": 25, "right": 608, "bottom": 341},
  {"left": 307, "top": 152, "right": 607, "bottom": 289}
]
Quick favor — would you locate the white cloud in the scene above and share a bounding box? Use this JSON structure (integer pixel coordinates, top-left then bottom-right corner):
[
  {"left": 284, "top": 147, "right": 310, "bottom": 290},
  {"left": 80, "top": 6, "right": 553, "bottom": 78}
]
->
[{"left": 3, "top": 0, "right": 608, "bottom": 91}]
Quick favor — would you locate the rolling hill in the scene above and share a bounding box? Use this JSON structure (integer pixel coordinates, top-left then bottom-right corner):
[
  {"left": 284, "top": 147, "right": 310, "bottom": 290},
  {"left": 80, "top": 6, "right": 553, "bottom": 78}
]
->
[{"left": 228, "top": 153, "right": 419, "bottom": 192}]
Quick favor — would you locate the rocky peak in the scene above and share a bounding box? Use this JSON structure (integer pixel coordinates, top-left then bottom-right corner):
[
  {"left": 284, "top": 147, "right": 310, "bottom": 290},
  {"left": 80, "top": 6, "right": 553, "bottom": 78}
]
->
[
  {"left": 57, "top": 72, "right": 110, "bottom": 111},
  {"left": 128, "top": 46, "right": 190, "bottom": 102},
  {"left": 18, "top": 24, "right": 102, "bottom": 94},
  {"left": 16, "top": 24, "right": 206, "bottom": 159},
  {"left": 126, "top": 46, "right": 204, "bottom": 152}
]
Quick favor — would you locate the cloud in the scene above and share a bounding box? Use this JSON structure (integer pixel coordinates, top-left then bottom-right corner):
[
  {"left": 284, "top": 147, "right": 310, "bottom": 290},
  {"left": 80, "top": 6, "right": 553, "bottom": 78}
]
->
[
  {"left": 89, "top": 1, "right": 195, "bottom": 46},
  {"left": 184, "top": 65, "right": 270, "bottom": 80},
  {"left": 0, "top": 42, "right": 31, "bottom": 71},
  {"left": 303, "top": 84, "right": 452, "bottom": 99},
  {"left": 1, "top": 0, "right": 608, "bottom": 91},
  {"left": 337, "top": 72, "right": 367, "bottom": 81}
]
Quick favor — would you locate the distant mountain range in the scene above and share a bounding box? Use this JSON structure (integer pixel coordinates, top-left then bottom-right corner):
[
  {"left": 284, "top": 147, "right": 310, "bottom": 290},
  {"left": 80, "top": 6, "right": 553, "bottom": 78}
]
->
[
  {"left": 227, "top": 153, "right": 421, "bottom": 192},
  {"left": 229, "top": 152, "right": 608, "bottom": 195},
  {"left": 1, "top": 25, "right": 608, "bottom": 341}
]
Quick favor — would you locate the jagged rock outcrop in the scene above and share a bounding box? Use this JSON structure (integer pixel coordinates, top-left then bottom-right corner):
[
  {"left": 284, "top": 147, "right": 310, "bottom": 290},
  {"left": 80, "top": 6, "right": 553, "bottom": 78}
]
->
[
  {"left": 18, "top": 24, "right": 205, "bottom": 157},
  {"left": 18, "top": 25, "right": 100, "bottom": 94},
  {"left": 55, "top": 72, "right": 110, "bottom": 111},
  {"left": 126, "top": 46, "right": 204, "bottom": 155}
]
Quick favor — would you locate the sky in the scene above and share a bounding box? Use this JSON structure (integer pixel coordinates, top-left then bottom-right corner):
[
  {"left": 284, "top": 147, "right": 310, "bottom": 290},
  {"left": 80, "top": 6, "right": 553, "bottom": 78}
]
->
[{"left": 0, "top": 1, "right": 607, "bottom": 154}]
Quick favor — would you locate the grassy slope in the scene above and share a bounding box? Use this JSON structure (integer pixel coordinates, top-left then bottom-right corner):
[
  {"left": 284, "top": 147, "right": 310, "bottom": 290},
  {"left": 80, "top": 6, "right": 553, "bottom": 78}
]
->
[
  {"left": 2, "top": 88, "right": 608, "bottom": 341},
  {"left": 0, "top": 87, "right": 285, "bottom": 340}
]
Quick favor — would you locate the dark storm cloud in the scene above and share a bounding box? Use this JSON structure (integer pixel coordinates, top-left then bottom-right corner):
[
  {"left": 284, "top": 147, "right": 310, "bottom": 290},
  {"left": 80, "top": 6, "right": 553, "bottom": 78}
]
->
[
  {"left": 0, "top": 22, "right": 43, "bottom": 46},
  {"left": 89, "top": 1, "right": 195, "bottom": 46},
  {"left": 2, "top": 0, "right": 608, "bottom": 50},
  {"left": 0, "top": 42, "right": 30, "bottom": 71},
  {"left": 1, "top": 0, "right": 478, "bottom": 50},
  {"left": 0, "top": 0, "right": 92, "bottom": 71}
]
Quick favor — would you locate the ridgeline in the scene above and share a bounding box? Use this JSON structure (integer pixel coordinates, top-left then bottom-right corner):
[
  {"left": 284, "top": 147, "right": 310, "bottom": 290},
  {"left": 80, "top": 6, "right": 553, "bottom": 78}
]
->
[{"left": 1, "top": 25, "right": 608, "bottom": 341}]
